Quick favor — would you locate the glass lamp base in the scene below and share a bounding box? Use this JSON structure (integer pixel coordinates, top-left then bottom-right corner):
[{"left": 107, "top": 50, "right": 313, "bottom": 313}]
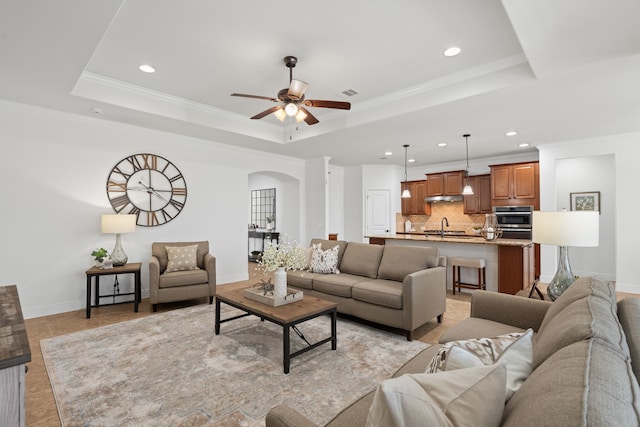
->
[
  {"left": 111, "top": 234, "right": 128, "bottom": 266},
  {"left": 546, "top": 246, "right": 575, "bottom": 301}
]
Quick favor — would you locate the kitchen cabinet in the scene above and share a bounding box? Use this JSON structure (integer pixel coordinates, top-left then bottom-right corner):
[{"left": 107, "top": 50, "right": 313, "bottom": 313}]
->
[
  {"left": 463, "top": 174, "right": 492, "bottom": 214},
  {"left": 400, "top": 180, "right": 431, "bottom": 215},
  {"left": 426, "top": 171, "right": 464, "bottom": 196},
  {"left": 498, "top": 243, "right": 535, "bottom": 294},
  {"left": 490, "top": 162, "right": 539, "bottom": 207}
]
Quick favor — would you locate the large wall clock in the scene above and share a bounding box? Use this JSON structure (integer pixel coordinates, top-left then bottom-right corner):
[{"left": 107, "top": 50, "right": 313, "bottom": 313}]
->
[{"left": 106, "top": 153, "right": 187, "bottom": 227}]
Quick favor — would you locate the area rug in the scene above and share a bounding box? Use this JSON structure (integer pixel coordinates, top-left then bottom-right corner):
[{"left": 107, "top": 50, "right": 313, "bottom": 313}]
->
[{"left": 41, "top": 304, "right": 428, "bottom": 426}]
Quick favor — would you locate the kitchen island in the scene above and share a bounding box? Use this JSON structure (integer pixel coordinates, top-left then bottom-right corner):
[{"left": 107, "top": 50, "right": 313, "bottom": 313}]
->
[{"left": 366, "top": 233, "right": 534, "bottom": 294}]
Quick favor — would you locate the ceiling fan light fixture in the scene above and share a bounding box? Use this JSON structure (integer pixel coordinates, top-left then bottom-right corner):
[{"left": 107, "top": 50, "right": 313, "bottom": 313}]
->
[
  {"left": 273, "top": 108, "right": 286, "bottom": 122},
  {"left": 288, "top": 79, "right": 309, "bottom": 100},
  {"left": 295, "top": 109, "right": 307, "bottom": 123},
  {"left": 285, "top": 103, "right": 298, "bottom": 116}
]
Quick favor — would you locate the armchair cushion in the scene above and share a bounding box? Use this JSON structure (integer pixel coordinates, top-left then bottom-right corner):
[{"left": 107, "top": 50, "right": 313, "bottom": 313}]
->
[
  {"left": 159, "top": 269, "right": 209, "bottom": 288},
  {"left": 165, "top": 244, "right": 199, "bottom": 272}
]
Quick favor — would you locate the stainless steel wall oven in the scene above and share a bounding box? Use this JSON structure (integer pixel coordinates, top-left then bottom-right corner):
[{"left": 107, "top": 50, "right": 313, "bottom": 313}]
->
[{"left": 493, "top": 206, "right": 533, "bottom": 239}]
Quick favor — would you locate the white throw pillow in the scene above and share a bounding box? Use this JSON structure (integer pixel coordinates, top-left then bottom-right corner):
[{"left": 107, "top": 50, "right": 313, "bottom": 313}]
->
[
  {"left": 427, "top": 329, "right": 534, "bottom": 401},
  {"left": 309, "top": 243, "right": 340, "bottom": 274},
  {"left": 302, "top": 246, "right": 314, "bottom": 269},
  {"left": 366, "top": 364, "right": 507, "bottom": 427}
]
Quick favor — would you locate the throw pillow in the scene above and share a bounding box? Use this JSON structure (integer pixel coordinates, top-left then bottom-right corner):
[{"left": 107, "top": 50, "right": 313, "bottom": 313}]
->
[
  {"left": 302, "top": 246, "right": 314, "bottom": 269},
  {"left": 426, "top": 329, "right": 534, "bottom": 401},
  {"left": 366, "top": 364, "right": 506, "bottom": 427},
  {"left": 309, "top": 243, "right": 340, "bottom": 274},
  {"left": 165, "top": 245, "right": 200, "bottom": 273}
]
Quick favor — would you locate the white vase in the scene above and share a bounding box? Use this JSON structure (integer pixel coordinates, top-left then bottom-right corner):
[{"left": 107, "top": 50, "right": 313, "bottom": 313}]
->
[{"left": 274, "top": 267, "right": 287, "bottom": 297}]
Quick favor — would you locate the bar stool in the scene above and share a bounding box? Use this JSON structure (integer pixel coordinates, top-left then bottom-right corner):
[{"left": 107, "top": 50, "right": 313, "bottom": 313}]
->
[{"left": 449, "top": 257, "right": 486, "bottom": 294}]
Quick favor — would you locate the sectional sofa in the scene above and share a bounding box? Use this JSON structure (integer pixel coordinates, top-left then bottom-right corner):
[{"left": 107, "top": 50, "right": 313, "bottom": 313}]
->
[
  {"left": 287, "top": 238, "right": 447, "bottom": 340},
  {"left": 267, "top": 277, "right": 640, "bottom": 426}
]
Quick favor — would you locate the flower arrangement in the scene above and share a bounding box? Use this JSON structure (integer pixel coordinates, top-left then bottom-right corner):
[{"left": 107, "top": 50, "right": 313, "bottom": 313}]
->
[{"left": 258, "top": 236, "right": 306, "bottom": 272}]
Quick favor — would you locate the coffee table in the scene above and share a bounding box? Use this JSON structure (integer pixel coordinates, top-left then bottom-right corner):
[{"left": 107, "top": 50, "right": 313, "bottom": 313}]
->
[{"left": 215, "top": 282, "right": 338, "bottom": 374}]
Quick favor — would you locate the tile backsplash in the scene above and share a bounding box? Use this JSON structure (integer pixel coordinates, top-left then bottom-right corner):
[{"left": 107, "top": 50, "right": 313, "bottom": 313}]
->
[{"left": 397, "top": 201, "right": 486, "bottom": 233}]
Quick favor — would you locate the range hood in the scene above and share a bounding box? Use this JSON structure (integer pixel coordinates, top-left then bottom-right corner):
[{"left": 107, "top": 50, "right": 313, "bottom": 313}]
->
[{"left": 424, "top": 195, "right": 464, "bottom": 203}]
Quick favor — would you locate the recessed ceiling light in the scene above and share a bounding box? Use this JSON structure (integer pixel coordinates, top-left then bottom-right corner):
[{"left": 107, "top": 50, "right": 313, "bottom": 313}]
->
[
  {"left": 437, "top": 142, "right": 448, "bottom": 147},
  {"left": 443, "top": 47, "right": 461, "bottom": 57},
  {"left": 505, "top": 131, "right": 518, "bottom": 136},
  {"left": 384, "top": 151, "right": 392, "bottom": 156},
  {"left": 408, "top": 158, "right": 416, "bottom": 163},
  {"left": 518, "top": 143, "right": 530, "bottom": 148},
  {"left": 139, "top": 64, "right": 156, "bottom": 73}
]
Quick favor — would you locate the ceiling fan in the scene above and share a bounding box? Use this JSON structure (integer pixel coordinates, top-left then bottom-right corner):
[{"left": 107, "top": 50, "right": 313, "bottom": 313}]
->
[{"left": 231, "top": 56, "right": 351, "bottom": 126}]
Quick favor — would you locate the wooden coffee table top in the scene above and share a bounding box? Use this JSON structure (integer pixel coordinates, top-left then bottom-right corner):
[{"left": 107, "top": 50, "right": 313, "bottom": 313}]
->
[{"left": 216, "top": 281, "right": 337, "bottom": 324}]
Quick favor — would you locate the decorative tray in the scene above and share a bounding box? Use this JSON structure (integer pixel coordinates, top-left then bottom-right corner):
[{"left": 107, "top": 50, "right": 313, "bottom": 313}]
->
[{"left": 243, "top": 287, "right": 303, "bottom": 307}]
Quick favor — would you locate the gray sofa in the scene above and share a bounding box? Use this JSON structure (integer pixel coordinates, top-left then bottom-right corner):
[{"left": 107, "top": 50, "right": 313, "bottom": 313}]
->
[
  {"left": 287, "top": 239, "right": 447, "bottom": 340},
  {"left": 266, "top": 277, "right": 640, "bottom": 426}
]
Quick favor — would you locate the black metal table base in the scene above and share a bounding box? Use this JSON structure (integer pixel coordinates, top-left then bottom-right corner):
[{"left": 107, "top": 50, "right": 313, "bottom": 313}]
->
[{"left": 215, "top": 298, "right": 337, "bottom": 374}]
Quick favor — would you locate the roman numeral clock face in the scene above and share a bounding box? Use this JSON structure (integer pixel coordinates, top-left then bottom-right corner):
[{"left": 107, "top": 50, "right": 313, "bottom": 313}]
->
[{"left": 106, "top": 154, "right": 187, "bottom": 227}]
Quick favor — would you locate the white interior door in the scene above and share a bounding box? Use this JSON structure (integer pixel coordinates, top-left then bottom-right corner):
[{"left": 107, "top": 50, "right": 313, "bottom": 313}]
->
[{"left": 366, "top": 190, "right": 390, "bottom": 236}]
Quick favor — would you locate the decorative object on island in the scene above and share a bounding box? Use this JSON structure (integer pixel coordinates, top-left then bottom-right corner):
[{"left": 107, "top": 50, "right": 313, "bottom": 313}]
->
[
  {"left": 401, "top": 144, "right": 411, "bottom": 198},
  {"left": 462, "top": 134, "right": 474, "bottom": 195},
  {"left": 258, "top": 236, "right": 306, "bottom": 297},
  {"left": 480, "top": 213, "right": 502, "bottom": 240},
  {"left": 570, "top": 191, "right": 601, "bottom": 213},
  {"left": 101, "top": 214, "right": 136, "bottom": 266},
  {"left": 106, "top": 153, "right": 188, "bottom": 227},
  {"left": 532, "top": 210, "right": 599, "bottom": 301}
]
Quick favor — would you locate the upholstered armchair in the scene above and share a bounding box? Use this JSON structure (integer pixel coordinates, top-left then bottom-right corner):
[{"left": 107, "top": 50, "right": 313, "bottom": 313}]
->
[{"left": 149, "top": 241, "right": 216, "bottom": 312}]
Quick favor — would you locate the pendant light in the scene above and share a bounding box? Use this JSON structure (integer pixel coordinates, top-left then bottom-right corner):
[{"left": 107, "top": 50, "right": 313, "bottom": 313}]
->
[
  {"left": 462, "top": 134, "right": 474, "bottom": 195},
  {"left": 401, "top": 144, "right": 411, "bottom": 198}
]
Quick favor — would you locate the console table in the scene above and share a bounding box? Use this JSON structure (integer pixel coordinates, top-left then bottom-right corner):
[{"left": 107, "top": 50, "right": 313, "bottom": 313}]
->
[
  {"left": 85, "top": 262, "right": 142, "bottom": 318},
  {"left": 0, "top": 285, "right": 31, "bottom": 427},
  {"left": 248, "top": 231, "right": 280, "bottom": 261}
]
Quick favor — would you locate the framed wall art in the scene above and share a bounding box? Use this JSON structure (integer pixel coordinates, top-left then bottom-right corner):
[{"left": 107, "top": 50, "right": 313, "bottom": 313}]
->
[{"left": 570, "top": 191, "right": 600, "bottom": 213}]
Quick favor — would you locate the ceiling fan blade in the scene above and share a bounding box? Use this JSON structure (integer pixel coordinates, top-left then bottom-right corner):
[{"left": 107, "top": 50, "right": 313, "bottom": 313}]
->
[
  {"left": 288, "top": 79, "right": 309, "bottom": 100},
  {"left": 250, "top": 106, "right": 283, "bottom": 120},
  {"left": 299, "top": 107, "right": 319, "bottom": 125},
  {"left": 231, "top": 93, "right": 279, "bottom": 102},
  {"left": 303, "top": 99, "right": 351, "bottom": 110}
]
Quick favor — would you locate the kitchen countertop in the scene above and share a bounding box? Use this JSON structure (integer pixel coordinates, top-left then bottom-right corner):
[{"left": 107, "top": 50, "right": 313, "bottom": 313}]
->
[{"left": 368, "top": 233, "right": 532, "bottom": 247}]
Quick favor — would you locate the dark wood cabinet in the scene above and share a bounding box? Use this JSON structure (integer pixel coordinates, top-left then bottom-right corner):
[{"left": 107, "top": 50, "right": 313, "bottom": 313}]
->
[
  {"left": 490, "top": 162, "right": 539, "bottom": 207},
  {"left": 498, "top": 243, "right": 535, "bottom": 294},
  {"left": 401, "top": 180, "right": 431, "bottom": 215},
  {"left": 426, "top": 171, "right": 464, "bottom": 196},
  {"left": 463, "top": 174, "right": 492, "bottom": 214}
]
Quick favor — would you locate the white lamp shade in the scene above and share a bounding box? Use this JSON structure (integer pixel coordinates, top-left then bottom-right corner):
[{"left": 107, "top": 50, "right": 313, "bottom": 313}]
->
[
  {"left": 532, "top": 211, "right": 599, "bottom": 247},
  {"left": 273, "top": 108, "right": 286, "bottom": 122},
  {"left": 401, "top": 189, "right": 411, "bottom": 198},
  {"left": 284, "top": 102, "right": 298, "bottom": 116},
  {"left": 462, "top": 184, "right": 474, "bottom": 195},
  {"left": 101, "top": 214, "right": 137, "bottom": 234},
  {"left": 288, "top": 79, "right": 308, "bottom": 99}
]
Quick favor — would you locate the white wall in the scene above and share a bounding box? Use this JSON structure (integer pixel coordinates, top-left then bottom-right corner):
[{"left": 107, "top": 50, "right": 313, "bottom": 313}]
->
[
  {"left": 304, "top": 157, "right": 330, "bottom": 243},
  {"left": 343, "top": 166, "right": 364, "bottom": 242},
  {"left": 328, "top": 165, "right": 344, "bottom": 240},
  {"left": 553, "top": 155, "right": 615, "bottom": 281},
  {"left": 0, "top": 100, "right": 307, "bottom": 318},
  {"left": 538, "top": 134, "right": 640, "bottom": 292}
]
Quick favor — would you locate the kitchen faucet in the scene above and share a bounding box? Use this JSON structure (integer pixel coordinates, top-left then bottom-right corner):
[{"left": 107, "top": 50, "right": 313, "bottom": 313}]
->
[{"left": 440, "top": 217, "right": 449, "bottom": 237}]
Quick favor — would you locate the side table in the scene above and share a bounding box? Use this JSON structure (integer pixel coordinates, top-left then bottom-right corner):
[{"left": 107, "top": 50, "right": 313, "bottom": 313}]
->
[{"left": 85, "top": 262, "right": 142, "bottom": 318}]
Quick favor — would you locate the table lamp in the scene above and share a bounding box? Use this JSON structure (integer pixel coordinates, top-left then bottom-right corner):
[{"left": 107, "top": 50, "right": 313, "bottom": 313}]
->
[
  {"left": 532, "top": 210, "right": 599, "bottom": 300},
  {"left": 101, "top": 214, "right": 137, "bottom": 266}
]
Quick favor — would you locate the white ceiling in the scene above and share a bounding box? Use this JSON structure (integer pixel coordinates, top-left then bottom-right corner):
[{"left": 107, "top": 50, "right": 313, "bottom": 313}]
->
[{"left": 1, "top": 0, "right": 639, "bottom": 167}]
